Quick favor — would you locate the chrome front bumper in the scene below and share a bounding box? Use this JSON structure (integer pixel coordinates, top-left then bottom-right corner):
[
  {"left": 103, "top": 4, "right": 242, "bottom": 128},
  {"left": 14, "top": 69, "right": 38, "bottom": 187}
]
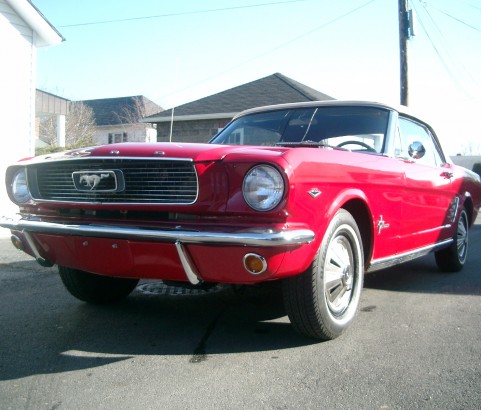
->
[
  {"left": 0, "top": 216, "right": 315, "bottom": 247},
  {"left": 1, "top": 215, "right": 315, "bottom": 285}
]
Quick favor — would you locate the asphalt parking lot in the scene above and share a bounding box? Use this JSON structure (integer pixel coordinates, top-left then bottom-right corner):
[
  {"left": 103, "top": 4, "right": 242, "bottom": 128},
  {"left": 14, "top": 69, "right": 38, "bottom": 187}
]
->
[{"left": 0, "top": 218, "right": 480, "bottom": 410}]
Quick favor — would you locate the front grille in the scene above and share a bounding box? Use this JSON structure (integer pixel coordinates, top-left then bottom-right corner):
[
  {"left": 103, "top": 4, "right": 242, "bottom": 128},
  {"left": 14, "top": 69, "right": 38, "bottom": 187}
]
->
[{"left": 29, "top": 158, "right": 198, "bottom": 204}]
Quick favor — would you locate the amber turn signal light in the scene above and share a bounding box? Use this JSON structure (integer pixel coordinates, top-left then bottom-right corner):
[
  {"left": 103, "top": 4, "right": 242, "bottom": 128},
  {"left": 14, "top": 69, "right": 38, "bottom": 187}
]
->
[{"left": 243, "top": 253, "right": 267, "bottom": 275}]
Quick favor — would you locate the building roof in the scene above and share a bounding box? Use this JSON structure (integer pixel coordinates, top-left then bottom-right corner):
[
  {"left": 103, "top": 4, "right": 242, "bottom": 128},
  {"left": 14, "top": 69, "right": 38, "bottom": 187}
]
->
[
  {"left": 6, "top": 0, "right": 64, "bottom": 46},
  {"left": 36, "top": 89, "right": 69, "bottom": 115},
  {"left": 80, "top": 96, "right": 163, "bottom": 126},
  {"left": 145, "top": 73, "right": 334, "bottom": 123}
]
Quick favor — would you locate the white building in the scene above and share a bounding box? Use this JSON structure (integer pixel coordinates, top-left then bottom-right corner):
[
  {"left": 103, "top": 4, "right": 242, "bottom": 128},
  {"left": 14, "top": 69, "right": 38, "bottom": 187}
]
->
[{"left": 0, "top": 0, "right": 63, "bottom": 223}]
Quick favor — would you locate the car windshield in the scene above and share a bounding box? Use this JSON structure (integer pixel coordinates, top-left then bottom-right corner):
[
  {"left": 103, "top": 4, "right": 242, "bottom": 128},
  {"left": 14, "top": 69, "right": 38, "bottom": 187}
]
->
[{"left": 210, "top": 106, "right": 390, "bottom": 153}]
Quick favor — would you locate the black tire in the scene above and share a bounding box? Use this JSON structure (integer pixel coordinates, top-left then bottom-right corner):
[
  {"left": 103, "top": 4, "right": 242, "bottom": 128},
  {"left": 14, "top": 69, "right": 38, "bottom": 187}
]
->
[
  {"left": 282, "top": 209, "right": 364, "bottom": 340},
  {"left": 58, "top": 266, "right": 139, "bottom": 304},
  {"left": 435, "top": 208, "right": 469, "bottom": 272}
]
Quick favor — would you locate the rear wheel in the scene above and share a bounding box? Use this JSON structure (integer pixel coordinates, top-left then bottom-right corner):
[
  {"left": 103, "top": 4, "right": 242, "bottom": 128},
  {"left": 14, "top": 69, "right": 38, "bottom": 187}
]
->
[
  {"left": 435, "top": 208, "right": 469, "bottom": 272},
  {"left": 58, "top": 266, "right": 139, "bottom": 304},
  {"left": 282, "top": 209, "right": 364, "bottom": 340}
]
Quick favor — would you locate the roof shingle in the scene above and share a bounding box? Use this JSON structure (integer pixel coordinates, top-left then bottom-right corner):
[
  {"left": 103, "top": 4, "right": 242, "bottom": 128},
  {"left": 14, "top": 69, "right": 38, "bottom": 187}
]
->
[
  {"left": 81, "top": 96, "right": 162, "bottom": 126},
  {"left": 146, "top": 73, "right": 334, "bottom": 120}
]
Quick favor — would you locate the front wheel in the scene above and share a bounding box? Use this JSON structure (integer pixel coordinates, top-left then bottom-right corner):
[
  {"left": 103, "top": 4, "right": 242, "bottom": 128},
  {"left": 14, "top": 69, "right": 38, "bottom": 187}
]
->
[
  {"left": 58, "top": 266, "right": 139, "bottom": 304},
  {"left": 435, "top": 208, "right": 469, "bottom": 272},
  {"left": 282, "top": 209, "right": 364, "bottom": 340}
]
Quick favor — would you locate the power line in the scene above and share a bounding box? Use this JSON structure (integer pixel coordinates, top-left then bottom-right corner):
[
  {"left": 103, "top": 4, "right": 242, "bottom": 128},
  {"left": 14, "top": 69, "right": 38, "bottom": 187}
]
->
[
  {"left": 411, "top": 1, "right": 478, "bottom": 96},
  {"left": 154, "top": 0, "right": 377, "bottom": 104},
  {"left": 58, "top": 0, "right": 309, "bottom": 28},
  {"left": 412, "top": 2, "right": 458, "bottom": 79},
  {"left": 430, "top": 5, "right": 481, "bottom": 35},
  {"left": 416, "top": 2, "right": 456, "bottom": 65}
]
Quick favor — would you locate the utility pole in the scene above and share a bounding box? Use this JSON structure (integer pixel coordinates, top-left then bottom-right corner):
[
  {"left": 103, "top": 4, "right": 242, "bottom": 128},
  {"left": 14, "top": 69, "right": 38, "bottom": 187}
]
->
[{"left": 398, "top": 0, "right": 410, "bottom": 106}]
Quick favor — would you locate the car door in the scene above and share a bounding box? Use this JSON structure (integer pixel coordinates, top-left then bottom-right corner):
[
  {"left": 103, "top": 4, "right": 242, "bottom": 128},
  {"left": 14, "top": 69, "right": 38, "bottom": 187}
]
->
[{"left": 397, "top": 116, "right": 455, "bottom": 252}]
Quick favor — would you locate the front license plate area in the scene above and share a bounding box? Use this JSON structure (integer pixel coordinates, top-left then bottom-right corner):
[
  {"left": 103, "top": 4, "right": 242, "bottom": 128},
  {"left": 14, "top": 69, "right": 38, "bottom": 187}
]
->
[{"left": 73, "top": 237, "right": 134, "bottom": 276}]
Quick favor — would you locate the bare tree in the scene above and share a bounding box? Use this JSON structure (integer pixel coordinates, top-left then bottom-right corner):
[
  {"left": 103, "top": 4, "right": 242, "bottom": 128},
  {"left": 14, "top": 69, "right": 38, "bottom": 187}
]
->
[
  {"left": 114, "top": 96, "right": 159, "bottom": 128},
  {"left": 38, "top": 102, "right": 96, "bottom": 153},
  {"left": 110, "top": 96, "right": 160, "bottom": 143},
  {"left": 65, "top": 102, "right": 96, "bottom": 147}
]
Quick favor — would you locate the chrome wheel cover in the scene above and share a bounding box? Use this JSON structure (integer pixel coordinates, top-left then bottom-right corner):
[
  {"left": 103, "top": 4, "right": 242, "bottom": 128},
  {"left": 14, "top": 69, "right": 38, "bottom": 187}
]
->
[
  {"left": 323, "top": 229, "right": 357, "bottom": 316},
  {"left": 457, "top": 212, "right": 468, "bottom": 263}
]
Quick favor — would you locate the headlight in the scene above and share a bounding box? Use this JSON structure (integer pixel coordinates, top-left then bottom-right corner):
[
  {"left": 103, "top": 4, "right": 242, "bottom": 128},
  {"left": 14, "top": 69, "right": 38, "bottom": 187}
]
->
[
  {"left": 243, "top": 165, "right": 284, "bottom": 211},
  {"left": 11, "top": 168, "right": 31, "bottom": 203}
]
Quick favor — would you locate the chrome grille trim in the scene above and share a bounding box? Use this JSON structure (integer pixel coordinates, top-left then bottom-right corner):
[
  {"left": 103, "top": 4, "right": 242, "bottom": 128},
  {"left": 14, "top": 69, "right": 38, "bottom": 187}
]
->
[{"left": 28, "top": 158, "right": 198, "bottom": 204}]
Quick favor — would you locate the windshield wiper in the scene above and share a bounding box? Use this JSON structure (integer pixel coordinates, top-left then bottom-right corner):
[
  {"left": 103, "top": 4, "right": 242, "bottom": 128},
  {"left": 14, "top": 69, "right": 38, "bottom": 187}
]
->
[{"left": 275, "top": 140, "right": 348, "bottom": 150}]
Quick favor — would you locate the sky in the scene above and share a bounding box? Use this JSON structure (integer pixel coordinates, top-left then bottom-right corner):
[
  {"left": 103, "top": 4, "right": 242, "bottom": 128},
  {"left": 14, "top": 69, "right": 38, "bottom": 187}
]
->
[{"left": 32, "top": 0, "right": 481, "bottom": 156}]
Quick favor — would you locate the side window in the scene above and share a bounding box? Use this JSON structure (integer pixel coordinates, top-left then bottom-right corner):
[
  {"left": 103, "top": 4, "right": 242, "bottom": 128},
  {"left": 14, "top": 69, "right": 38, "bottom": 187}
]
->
[
  {"left": 398, "top": 118, "right": 443, "bottom": 167},
  {"left": 393, "top": 126, "right": 403, "bottom": 158}
]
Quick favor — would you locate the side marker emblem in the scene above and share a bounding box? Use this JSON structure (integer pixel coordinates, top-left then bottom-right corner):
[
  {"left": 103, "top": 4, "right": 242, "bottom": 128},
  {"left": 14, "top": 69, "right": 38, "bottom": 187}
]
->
[{"left": 308, "top": 188, "right": 322, "bottom": 198}]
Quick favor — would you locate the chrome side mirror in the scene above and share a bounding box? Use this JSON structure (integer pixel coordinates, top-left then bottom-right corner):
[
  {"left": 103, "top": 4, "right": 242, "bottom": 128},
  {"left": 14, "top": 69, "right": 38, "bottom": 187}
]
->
[{"left": 408, "top": 141, "right": 426, "bottom": 160}]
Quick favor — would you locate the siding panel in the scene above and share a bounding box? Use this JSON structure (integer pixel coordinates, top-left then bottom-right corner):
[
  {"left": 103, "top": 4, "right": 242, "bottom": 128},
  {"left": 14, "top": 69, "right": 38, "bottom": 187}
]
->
[{"left": 0, "top": 0, "right": 33, "bottom": 41}]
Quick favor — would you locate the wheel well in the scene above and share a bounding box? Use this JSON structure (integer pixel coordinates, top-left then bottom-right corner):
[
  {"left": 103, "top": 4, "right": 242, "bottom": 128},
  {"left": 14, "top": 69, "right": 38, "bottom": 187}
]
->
[
  {"left": 342, "top": 200, "right": 373, "bottom": 268},
  {"left": 463, "top": 196, "right": 474, "bottom": 227}
]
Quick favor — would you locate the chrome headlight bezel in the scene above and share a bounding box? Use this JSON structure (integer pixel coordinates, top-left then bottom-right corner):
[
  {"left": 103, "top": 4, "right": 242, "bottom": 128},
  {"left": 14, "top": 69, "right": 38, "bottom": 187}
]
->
[
  {"left": 242, "top": 165, "right": 285, "bottom": 212},
  {"left": 11, "top": 168, "right": 32, "bottom": 203}
]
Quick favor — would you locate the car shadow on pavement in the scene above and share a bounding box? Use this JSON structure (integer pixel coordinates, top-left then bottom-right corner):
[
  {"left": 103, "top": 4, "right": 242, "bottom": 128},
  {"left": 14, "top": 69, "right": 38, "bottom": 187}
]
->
[
  {"left": 364, "top": 224, "right": 481, "bottom": 296},
  {"left": 0, "top": 223, "right": 479, "bottom": 381},
  {"left": 0, "top": 279, "right": 317, "bottom": 381}
]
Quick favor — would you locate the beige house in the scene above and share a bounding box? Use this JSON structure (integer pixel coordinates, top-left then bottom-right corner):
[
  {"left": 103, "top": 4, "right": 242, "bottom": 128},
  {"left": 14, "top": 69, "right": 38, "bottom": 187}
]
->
[
  {"left": 0, "top": 0, "right": 63, "bottom": 222},
  {"left": 35, "top": 93, "right": 162, "bottom": 148},
  {"left": 81, "top": 96, "right": 162, "bottom": 145}
]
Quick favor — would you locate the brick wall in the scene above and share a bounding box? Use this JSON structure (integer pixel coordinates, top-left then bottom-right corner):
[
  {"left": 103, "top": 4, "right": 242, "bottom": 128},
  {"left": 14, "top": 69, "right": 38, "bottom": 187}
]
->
[{"left": 156, "top": 119, "right": 231, "bottom": 143}]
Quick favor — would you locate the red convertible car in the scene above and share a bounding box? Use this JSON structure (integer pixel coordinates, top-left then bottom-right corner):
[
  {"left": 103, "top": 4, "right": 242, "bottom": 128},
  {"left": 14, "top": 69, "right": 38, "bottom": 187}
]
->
[{"left": 2, "top": 101, "right": 480, "bottom": 340}]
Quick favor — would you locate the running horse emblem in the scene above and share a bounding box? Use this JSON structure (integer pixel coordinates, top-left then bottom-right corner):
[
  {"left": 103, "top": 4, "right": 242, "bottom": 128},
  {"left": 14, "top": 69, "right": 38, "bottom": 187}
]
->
[{"left": 79, "top": 173, "right": 111, "bottom": 190}]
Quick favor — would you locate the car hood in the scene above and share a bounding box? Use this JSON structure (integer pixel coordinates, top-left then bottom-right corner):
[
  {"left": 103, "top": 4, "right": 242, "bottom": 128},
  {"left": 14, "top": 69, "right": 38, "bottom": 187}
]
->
[{"left": 21, "top": 143, "right": 289, "bottom": 164}]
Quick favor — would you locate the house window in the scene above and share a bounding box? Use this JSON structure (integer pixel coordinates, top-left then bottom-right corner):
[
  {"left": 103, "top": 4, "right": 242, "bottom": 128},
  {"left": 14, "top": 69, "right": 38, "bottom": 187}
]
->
[{"left": 108, "top": 132, "right": 128, "bottom": 144}]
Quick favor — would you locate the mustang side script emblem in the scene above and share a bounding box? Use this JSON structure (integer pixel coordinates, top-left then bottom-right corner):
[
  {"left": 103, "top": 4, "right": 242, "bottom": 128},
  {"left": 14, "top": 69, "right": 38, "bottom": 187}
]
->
[
  {"left": 72, "top": 170, "right": 125, "bottom": 192},
  {"left": 377, "top": 215, "right": 390, "bottom": 234}
]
